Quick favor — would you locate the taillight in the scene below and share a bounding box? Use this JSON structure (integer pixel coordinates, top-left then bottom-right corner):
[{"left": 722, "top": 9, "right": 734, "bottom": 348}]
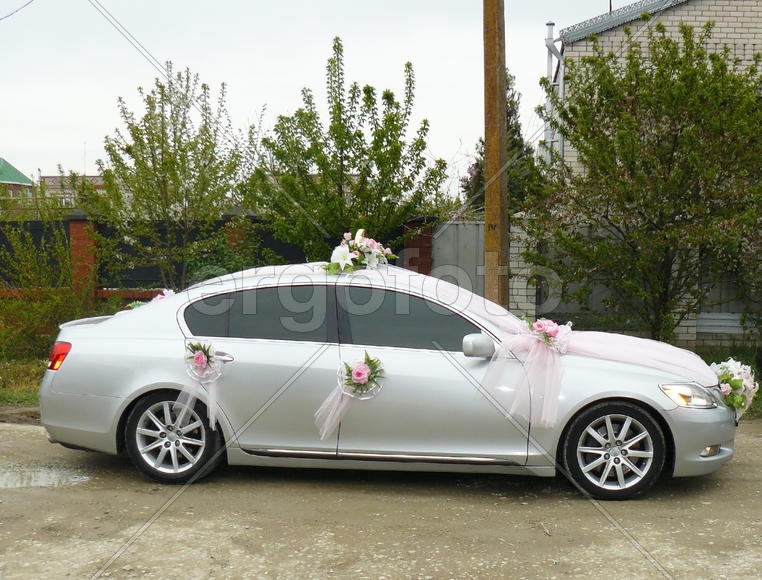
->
[{"left": 48, "top": 342, "right": 72, "bottom": 370}]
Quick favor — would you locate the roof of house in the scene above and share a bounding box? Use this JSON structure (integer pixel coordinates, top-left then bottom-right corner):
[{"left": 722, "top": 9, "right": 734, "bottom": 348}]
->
[
  {"left": 0, "top": 157, "right": 33, "bottom": 186},
  {"left": 560, "top": 0, "right": 691, "bottom": 44}
]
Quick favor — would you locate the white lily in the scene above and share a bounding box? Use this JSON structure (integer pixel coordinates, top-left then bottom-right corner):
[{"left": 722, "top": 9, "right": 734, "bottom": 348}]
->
[
  {"left": 363, "top": 251, "right": 379, "bottom": 269},
  {"left": 330, "top": 244, "right": 356, "bottom": 271}
]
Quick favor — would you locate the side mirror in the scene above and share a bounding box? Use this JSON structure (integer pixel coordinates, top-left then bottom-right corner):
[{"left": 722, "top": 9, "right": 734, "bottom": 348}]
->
[{"left": 463, "top": 333, "right": 495, "bottom": 358}]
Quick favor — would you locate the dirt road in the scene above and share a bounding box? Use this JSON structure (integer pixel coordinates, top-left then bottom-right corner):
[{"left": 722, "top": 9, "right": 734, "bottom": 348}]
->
[{"left": 0, "top": 420, "right": 760, "bottom": 579}]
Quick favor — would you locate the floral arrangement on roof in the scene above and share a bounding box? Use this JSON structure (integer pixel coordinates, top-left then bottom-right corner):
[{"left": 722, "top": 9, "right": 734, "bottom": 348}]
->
[
  {"left": 323, "top": 229, "right": 397, "bottom": 274},
  {"left": 127, "top": 289, "right": 175, "bottom": 310},
  {"left": 710, "top": 357, "right": 759, "bottom": 418}
]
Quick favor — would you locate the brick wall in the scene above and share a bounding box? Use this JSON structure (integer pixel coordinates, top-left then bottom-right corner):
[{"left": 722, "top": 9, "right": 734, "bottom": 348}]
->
[
  {"left": 403, "top": 220, "right": 433, "bottom": 275},
  {"left": 508, "top": 225, "right": 537, "bottom": 320},
  {"left": 66, "top": 210, "right": 96, "bottom": 301}
]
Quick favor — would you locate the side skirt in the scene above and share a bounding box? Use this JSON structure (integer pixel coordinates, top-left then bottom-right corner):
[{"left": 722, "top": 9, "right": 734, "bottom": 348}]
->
[{"left": 241, "top": 447, "right": 520, "bottom": 466}]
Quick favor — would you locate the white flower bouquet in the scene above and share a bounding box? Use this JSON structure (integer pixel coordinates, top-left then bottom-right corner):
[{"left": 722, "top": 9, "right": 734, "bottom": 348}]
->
[
  {"left": 710, "top": 357, "right": 759, "bottom": 418},
  {"left": 324, "top": 229, "right": 397, "bottom": 274}
]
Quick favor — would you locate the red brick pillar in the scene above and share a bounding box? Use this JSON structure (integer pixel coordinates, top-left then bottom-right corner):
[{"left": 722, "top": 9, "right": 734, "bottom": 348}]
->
[
  {"left": 403, "top": 220, "right": 433, "bottom": 275},
  {"left": 67, "top": 209, "right": 97, "bottom": 302}
]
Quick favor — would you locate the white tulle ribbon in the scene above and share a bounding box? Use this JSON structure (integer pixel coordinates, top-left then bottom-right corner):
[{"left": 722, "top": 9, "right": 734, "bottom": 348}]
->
[
  {"left": 176, "top": 344, "right": 223, "bottom": 430},
  {"left": 314, "top": 360, "right": 383, "bottom": 440},
  {"left": 489, "top": 321, "right": 570, "bottom": 427},
  {"left": 484, "top": 318, "right": 718, "bottom": 428}
]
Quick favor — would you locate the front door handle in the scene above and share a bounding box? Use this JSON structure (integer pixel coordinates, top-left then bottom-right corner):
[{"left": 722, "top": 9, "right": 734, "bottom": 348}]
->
[{"left": 215, "top": 351, "right": 235, "bottom": 363}]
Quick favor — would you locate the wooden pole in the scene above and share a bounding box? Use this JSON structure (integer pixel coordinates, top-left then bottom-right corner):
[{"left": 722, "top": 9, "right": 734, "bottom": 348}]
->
[{"left": 483, "top": 0, "right": 509, "bottom": 306}]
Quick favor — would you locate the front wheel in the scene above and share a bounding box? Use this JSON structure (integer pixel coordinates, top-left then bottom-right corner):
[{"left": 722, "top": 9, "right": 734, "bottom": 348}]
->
[
  {"left": 563, "top": 402, "right": 666, "bottom": 500},
  {"left": 125, "top": 392, "right": 223, "bottom": 484}
]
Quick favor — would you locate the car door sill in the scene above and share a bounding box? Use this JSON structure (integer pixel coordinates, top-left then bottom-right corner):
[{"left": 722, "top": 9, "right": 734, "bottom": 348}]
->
[{"left": 241, "top": 447, "right": 519, "bottom": 466}]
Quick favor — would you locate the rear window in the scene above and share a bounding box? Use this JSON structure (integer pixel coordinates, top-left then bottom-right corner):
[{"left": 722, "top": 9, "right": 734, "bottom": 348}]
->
[{"left": 184, "top": 285, "right": 334, "bottom": 343}]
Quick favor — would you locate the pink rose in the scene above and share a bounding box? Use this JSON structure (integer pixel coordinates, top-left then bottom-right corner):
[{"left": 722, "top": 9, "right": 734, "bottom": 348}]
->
[
  {"left": 545, "top": 321, "right": 560, "bottom": 338},
  {"left": 368, "top": 239, "right": 380, "bottom": 250},
  {"left": 344, "top": 232, "right": 352, "bottom": 241},
  {"left": 351, "top": 362, "right": 371, "bottom": 385},
  {"left": 720, "top": 383, "right": 732, "bottom": 396},
  {"left": 193, "top": 351, "right": 208, "bottom": 370},
  {"left": 384, "top": 247, "right": 392, "bottom": 255},
  {"left": 532, "top": 320, "right": 547, "bottom": 333}
]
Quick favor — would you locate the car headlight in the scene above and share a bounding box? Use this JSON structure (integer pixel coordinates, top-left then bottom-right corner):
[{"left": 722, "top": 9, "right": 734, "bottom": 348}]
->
[{"left": 660, "top": 382, "right": 717, "bottom": 408}]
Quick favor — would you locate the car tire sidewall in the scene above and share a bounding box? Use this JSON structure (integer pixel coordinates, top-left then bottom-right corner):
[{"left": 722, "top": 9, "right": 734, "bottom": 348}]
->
[
  {"left": 563, "top": 401, "right": 666, "bottom": 500},
  {"left": 125, "top": 392, "right": 223, "bottom": 484}
]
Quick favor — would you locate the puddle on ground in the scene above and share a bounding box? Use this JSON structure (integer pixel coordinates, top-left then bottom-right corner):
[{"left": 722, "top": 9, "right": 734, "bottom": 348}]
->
[{"left": 0, "top": 465, "right": 90, "bottom": 488}]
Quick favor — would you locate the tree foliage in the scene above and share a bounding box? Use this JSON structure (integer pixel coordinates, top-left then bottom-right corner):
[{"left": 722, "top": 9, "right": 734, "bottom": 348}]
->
[
  {"left": 460, "top": 71, "right": 543, "bottom": 211},
  {"left": 0, "top": 192, "right": 103, "bottom": 359},
  {"left": 249, "top": 37, "right": 448, "bottom": 260},
  {"left": 91, "top": 63, "right": 240, "bottom": 289},
  {"left": 526, "top": 22, "right": 762, "bottom": 340}
]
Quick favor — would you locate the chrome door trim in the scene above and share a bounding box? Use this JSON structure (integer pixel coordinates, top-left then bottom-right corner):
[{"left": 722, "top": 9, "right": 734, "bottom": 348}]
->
[{"left": 241, "top": 447, "right": 519, "bottom": 466}]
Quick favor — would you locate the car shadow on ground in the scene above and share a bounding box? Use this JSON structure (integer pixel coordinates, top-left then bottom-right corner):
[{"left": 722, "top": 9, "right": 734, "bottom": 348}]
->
[{"left": 68, "top": 448, "right": 725, "bottom": 503}]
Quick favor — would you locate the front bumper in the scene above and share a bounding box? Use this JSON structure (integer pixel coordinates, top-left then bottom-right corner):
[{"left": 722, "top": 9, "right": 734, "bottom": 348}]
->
[{"left": 666, "top": 404, "right": 736, "bottom": 477}]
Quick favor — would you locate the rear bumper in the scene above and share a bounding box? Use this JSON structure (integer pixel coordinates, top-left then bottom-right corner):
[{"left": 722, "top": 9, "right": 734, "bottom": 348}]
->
[{"left": 39, "top": 372, "right": 123, "bottom": 454}]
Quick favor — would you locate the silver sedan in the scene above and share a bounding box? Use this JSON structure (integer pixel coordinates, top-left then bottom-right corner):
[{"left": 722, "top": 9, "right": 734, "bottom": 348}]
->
[{"left": 39, "top": 264, "right": 736, "bottom": 499}]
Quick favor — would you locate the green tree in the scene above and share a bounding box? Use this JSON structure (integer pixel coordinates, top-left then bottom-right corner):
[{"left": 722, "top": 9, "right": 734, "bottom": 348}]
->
[
  {"left": 526, "top": 22, "right": 762, "bottom": 341},
  {"left": 248, "top": 37, "right": 448, "bottom": 260},
  {"left": 91, "top": 63, "right": 239, "bottom": 290},
  {"left": 0, "top": 191, "right": 99, "bottom": 359},
  {"left": 459, "top": 71, "right": 543, "bottom": 211}
]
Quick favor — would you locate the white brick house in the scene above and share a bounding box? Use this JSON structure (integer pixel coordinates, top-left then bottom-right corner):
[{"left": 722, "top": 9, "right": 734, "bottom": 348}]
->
[
  {"left": 548, "top": 0, "right": 762, "bottom": 171},
  {"left": 540, "top": 0, "right": 762, "bottom": 346}
]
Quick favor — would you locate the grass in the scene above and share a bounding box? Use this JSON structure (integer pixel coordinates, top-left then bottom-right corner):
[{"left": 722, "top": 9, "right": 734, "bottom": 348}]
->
[
  {"left": 0, "top": 360, "right": 46, "bottom": 406},
  {"left": 0, "top": 346, "right": 759, "bottom": 418}
]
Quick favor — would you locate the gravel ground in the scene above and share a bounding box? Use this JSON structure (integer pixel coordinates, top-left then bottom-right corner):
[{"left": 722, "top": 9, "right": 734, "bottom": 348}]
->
[{"left": 0, "top": 418, "right": 760, "bottom": 579}]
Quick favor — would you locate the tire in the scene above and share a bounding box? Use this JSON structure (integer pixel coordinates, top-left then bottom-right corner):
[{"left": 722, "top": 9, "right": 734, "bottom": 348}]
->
[
  {"left": 563, "top": 401, "right": 666, "bottom": 500},
  {"left": 125, "top": 392, "right": 223, "bottom": 484}
]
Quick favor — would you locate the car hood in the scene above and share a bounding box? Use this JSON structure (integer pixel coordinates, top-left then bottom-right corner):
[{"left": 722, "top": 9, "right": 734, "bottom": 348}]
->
[
  {"left": 503, "top": 329, "right": 717, "bottom": 387},
  {"left": 565, "top": 331, "right": 717, "bottom": 386}
]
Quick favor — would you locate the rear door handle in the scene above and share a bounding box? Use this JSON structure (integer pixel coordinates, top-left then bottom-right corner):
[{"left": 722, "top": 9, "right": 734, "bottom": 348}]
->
[{"left": 215, "top": 351, "right": 235, "bottom": 363}]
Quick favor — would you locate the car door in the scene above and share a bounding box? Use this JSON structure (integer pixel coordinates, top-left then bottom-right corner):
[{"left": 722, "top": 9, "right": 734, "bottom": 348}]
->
[
  {"left": 334, "top": 284, "right": 529, "bottom": 465},
  {"left": 183, "top": 283, "right": 341, "bottom": 454}
]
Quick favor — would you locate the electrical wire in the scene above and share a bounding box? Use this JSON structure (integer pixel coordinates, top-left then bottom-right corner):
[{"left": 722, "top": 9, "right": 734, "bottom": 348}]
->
[
  {"left": 84, "top": 0, "right": 330, "bottom": 236},
  {"left": 85, "top": 0, "right": 168, "bottom": 81},
  {"left": 0, "top": 0, "right": 35, "bottom": 23}
]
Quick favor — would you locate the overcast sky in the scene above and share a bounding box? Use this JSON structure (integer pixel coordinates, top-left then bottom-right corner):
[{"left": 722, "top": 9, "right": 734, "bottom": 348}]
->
[{"left": 1, "top": 0, "right": 632, "bottom": 191}]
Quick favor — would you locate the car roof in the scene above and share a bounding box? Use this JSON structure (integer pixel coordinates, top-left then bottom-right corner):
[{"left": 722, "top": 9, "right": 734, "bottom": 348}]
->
[{"left": 186, "top": 263, "right": 521, "bottom": 335}]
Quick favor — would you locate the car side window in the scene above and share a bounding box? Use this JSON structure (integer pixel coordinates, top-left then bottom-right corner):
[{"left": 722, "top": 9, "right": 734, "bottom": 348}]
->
[
  {"left": 229, "top": 285, "right": 331, "bottom": 342},
  {"left": 184, "top": 292, "right": 232, "bottom": 337},
  {"left": 184, "top": 285, "right": 335, "bottom": 342},
  {"left": 337, "top": 286, "right": 480, "bottom": 351}
]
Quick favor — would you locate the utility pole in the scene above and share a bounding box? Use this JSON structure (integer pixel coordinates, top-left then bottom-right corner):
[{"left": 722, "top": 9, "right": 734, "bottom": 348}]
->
[{"left": 483, "top": 0, "right": 509, "bottom": 306}]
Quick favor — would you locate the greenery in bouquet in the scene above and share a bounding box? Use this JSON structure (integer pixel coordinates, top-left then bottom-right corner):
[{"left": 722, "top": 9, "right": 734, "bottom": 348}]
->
[
  {"left": 344, "top": 351, "right": 384, "bottom": 395},
  {"left": 710, "top": 357, "right": 759, "bottom": 415},
  {"left": 186, "top": 342, "right": 214, "bottom": 371},
  {"left": 324, "top": 229, "right": 397, "bottom": 275}
]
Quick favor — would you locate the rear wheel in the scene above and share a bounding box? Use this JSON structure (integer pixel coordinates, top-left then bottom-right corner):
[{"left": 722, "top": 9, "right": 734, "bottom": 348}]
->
[
  {"left": 125, "top": 392, "right": 223, "bottom": 484},
  {"left": 563, "top": 402, "right": 666, "bottom": 500}
]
